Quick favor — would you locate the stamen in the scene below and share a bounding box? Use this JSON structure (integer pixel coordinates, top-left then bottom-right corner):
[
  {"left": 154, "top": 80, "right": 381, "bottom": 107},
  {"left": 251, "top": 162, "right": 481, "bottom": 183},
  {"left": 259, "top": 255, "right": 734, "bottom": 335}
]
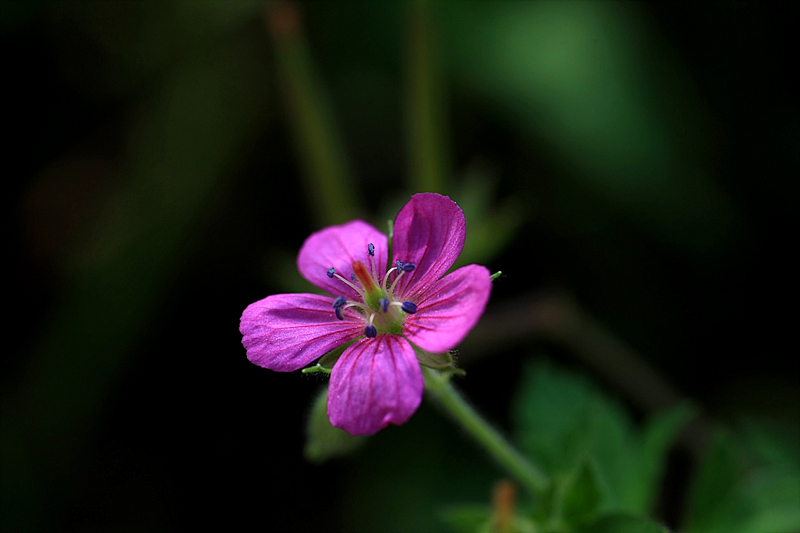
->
[
  {"left": 333, "top": 273, "right": 366, "bottom": 300},
  {"left": 365, "top": 325, "right": 377, "bottom": 338},
  {"left": 402, "top": 262, "right": 416, "bottom": 272},
  {"left": 383, "top": 267, "right": 398, "bottom": 291},
  {"left": 369, "top": 245, "right": 377, "bottom": 279},
  {"left": 401, "top": 301, "right": 418, "bottom": 314},
  {"left": 389, "top": 269, "right": 406, "bottom": 294},
  {"left": 351, "top": 273, "right": 356, "bottom": 282},
  {"left": 326, "top": 267, "right": 336, "bottom": 278},
  {"left": 335, "top": 307, "right": 344, "bottom": 320},
  {"left": 332, "top": 296, "right": 346, "bottom": 309},
  {"left": 379, "top": 298, "right": 389, "bottom": 313},
  {"left": 396, "top": 260, "right": 404, "bottom": 272}
]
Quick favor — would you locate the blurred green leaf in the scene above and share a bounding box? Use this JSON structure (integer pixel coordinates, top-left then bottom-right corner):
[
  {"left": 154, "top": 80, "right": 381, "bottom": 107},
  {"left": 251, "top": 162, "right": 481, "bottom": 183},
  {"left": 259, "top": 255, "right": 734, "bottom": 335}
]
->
[
  {"left": 684, "top": 424, "right": 800, "bottom": 533},
  {"left": 512, "top": 360, "right": 628, "bottom": 478},
  {"left": 577, "top": 514, "right": 669, "bottom": 533},
  {"left": 562, "top": 460, "right": 604, "bottom": 527},
  {"left": 439, "top": 1, "right": 736, "bottom": 255},
  {"left": 635, "top": 403, "right": 695, "bottom": 511},
  {"left": 513, "top": 361, "right": 691, "bottom": 517},
  {"left": 684, "top": 431, "right": 749, "bottom": 533},
  {"left": 305, "top": 386, "right": 367, "bottom": 463},
  {"left": 453, "top": 166, "right": 526, "bottom": 268},
  {"left": 440, "top": 505, "right": 493, "bottom": 533}
]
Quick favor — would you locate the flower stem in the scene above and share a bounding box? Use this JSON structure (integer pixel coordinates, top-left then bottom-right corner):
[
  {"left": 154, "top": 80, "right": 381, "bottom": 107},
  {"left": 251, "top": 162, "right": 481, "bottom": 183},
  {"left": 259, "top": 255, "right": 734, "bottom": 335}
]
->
[{"left": 421, "top": 367, "right": 549, "bottom": 495}]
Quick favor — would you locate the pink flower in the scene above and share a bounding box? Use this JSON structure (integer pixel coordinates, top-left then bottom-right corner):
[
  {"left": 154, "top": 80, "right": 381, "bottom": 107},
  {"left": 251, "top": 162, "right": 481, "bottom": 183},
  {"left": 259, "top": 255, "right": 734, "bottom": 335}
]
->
[{"left": 240, "top": 193, "right": 492, "bottom": 435}]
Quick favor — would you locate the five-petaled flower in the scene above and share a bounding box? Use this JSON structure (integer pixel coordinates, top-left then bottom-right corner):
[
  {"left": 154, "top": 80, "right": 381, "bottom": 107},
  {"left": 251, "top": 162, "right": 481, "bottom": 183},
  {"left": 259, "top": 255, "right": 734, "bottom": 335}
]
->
[{"left": 240, "top": 193, "right": 492, "bottom": 435}]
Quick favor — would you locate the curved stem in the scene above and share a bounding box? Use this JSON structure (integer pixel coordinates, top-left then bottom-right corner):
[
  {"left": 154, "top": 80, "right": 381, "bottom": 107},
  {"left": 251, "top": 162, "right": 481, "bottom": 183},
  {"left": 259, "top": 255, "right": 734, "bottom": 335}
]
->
[{"left": 422, "top": 367, "right": 549, "bottom": 495}]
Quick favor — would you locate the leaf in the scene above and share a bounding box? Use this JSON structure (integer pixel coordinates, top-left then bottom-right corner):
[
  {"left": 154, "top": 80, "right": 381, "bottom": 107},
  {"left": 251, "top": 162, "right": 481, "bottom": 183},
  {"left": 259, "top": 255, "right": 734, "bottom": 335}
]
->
[
  {"left": 513, "top": 361, "right": 608, "bottom": 475},
  {"left": 634, "top": 403, "right": 696, "bottom": 512},
  {"left": 684, "top": 423, "right": 800, "bottom": 533},
  {"left": 577, "top": 514, "right": 670, "bottom": 533},
  {"left": 304, "top": 386, "right": 367, "bottom": 463},
  {"left": 438, "top": 1, "right": 735, "bottom": 255},
  {"left": 453, "top": 167, "right": 526, "bottom": 268},
  {"left": 512, "top": 360, "right": 634, "bottom": 502},
  {"left": 512, "top": 360, "right": 692, "bottom": 517},
  {"left": 439, "top": 505, "right": 493, "bottom": 533},
  {"left": 562, "top": 460, "right": 604, "bottom": 526}
]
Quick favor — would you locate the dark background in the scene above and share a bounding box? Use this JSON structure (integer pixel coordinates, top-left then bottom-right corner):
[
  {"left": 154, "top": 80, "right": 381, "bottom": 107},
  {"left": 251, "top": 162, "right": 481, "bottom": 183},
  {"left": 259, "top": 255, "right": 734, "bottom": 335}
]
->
[{"left": 2, "top": 1, "right": 797, "bottom": 531}]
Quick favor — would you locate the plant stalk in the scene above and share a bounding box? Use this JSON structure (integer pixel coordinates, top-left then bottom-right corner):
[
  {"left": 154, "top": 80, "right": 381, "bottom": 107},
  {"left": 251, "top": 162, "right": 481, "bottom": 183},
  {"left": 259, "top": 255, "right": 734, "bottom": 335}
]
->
[{"left": 422, "top": 367, "right": 549, "bottom": 495}]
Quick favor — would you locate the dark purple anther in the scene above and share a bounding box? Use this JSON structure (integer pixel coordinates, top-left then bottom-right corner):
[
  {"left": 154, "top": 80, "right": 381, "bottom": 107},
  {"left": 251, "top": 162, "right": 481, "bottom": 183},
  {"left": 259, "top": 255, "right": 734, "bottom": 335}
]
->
[
  {"left": 335, "top": 307, "right": 344, "bottom": 321},
  {"left": 379, "top": 298, "right": 389, "bottom": 313},
  {"left": 351, "top": 273, "right": 356, "bottom": 282},
  {"left": 326, "top": 267, "right": 335, "bottom": 278},
  {"left": 402, "top": 262, "right": 416, "bottom": 272},
  {"left": 333, "top": 296, "right": 346, "bottom": 309},
  {"left": 396, "top": 260, "right": 404, "bottom": 272},
  {"left": 401, "top": 301, "right": 417, "bottom": 314},
  {"left": 368, "top": 243, "right": 375, "bottom": 256},
  {"left": 365, "top": 325, "right": 377, "bottom": 338}
]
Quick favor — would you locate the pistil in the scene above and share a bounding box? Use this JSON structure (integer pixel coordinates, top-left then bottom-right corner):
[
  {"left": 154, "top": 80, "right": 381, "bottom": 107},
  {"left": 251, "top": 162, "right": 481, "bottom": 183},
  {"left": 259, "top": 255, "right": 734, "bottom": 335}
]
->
[
  {"left": 352, "top": 260, "right": 387, "bottom": 311},
  {"left": 324, "top": 246, "right": 419, "bottom": 335}
]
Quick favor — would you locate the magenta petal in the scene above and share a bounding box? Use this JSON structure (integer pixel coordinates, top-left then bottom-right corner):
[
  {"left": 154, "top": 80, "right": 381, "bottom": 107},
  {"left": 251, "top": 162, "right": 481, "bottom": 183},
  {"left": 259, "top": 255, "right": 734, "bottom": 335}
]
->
[
  {"left": 328, "top": 335, "right": 423, "bottom": 436},
  {"left": 391, "top": 193, "right": 466, "bottom": 299},
  {"left": 403, "top": 264, "right": 492, "bottom": 354},
  {"left": 297, "top": 220, "right": 388, "bottom": 300},
  {"left": 240, "top": 293, "right": 364, "bottom": 371}
]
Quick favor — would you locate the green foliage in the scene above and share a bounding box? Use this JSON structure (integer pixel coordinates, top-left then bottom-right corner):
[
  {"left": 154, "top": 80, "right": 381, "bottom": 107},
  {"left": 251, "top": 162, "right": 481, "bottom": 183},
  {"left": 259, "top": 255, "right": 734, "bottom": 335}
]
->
[
  {"left": 561, "top": 460, "right": 604, "bottom": 526},
  {"left": 452, "top": 169, "right": 526, "bottom": 269},
  {"left": 508, "top": 360, "right": 695, "bottom": 533},
  {"left": 441, "top": 504, "right": 538, "bottom": 533},
  {"left": 439, "top": 505, "right": 493, "bottom": 533},
  {"left": 684, "top": 423, "right": 800, "bottom": 533},
  {"left": 576, "top": 514, "right": 670, "bottom": 533},
  {"left": 513, "top": 360, "right": 693, "bottom": 519},
  {"left": 304, "top": 386, "right": 367, "bottom": 463},
  {"left": 437, "top": 1, "right": 735, "bottom": 256}
]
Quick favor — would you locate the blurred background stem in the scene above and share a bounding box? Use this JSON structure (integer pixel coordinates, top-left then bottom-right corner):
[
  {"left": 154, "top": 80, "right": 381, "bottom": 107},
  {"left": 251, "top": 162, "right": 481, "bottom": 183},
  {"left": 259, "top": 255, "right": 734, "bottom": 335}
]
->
[
  {"left": 423, "top": 367, "right": 550, "bottom": 496},
  {"left": 267, "top": 1, "right": 361, "bottom": 226},
  {"left": 405, "top": 0, "right": 449, "bottom": 194}
]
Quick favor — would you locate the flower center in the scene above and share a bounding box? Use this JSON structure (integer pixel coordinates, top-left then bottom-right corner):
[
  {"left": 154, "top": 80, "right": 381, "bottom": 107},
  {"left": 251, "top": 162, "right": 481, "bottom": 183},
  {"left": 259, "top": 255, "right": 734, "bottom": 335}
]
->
[{"left": 326, "top": 242, "right": 418, "bottom": 337}]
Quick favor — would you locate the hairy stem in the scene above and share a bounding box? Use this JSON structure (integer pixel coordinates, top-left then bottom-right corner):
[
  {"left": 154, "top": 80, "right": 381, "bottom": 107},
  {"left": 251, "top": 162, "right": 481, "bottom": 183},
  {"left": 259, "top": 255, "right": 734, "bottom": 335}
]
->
[{"left": 422, "top": 367, "right": 549, "bottom": 495}]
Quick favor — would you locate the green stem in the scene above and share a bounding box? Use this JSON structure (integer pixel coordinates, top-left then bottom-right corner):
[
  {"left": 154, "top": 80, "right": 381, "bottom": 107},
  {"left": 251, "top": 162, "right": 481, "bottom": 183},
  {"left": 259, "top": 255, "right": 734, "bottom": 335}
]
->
[
  {"left": 268, "top": 1, "right": 360, "bottom": 226},
  {"left": 422, "top": 367, "right": 549, "bottom": 495},
  {"left": 406, "top": 0, "right": 449, "bottom": 193}
]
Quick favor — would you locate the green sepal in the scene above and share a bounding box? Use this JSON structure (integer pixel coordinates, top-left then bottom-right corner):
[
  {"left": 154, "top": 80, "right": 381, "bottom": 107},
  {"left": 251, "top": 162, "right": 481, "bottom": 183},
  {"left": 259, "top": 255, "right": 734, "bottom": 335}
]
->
[
  {"left": 301, "top": 364, "right": 331, "bottom": 375},
  {"left": 491, "top": 271, "right": 503, "bottom": 281},
  {"left": 304, "top": 385, "right": 367, "bottom": 463},
  {"left": 301, "top": 341, "right": 352, "bottom": 374},
  {"left": 413, "top": 346, "right": 465, "bottom": 375},
  {"left": 415, "top": 348, "right": 454, "bottom": 369}
]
